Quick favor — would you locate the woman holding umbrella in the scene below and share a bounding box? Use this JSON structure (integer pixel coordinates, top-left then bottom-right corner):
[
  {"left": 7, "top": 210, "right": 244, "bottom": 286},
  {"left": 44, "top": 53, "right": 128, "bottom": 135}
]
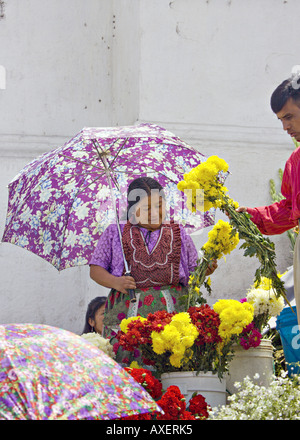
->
[{"left": 89, "top": 177, "right": 217, "bottom": 362}]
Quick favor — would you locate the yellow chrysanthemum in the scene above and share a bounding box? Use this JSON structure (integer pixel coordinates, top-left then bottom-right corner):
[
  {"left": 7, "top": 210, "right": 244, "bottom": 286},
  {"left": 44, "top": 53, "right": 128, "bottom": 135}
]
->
[
  {"left": 151, "top": 313, "right": 198, "bottom": 367},
  {"left": 202, "top": 219, "right": 239, "bottom": 260},
  {"left": 213, "top": 299, "right": 254, "bottom": 341}
]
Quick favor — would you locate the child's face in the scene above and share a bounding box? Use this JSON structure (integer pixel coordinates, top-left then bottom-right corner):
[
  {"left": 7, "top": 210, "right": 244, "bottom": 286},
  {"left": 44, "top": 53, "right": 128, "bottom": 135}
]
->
[{"left": 134, "top": 193, "right": 166, "bottom": 230}]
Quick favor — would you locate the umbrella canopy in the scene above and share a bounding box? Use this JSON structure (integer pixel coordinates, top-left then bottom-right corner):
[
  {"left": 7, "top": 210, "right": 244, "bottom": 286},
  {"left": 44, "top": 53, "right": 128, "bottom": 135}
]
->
[
  {"left": 0, "top": 323, "right": 162, "bottom": 420},
  {"left": 1, "top": 123, "right": 214, "bottom": 270}
]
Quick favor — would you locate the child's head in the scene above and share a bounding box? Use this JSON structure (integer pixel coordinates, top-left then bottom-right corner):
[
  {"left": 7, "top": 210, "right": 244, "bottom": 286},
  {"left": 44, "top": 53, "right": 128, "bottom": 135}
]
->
[{"left": 127, "top": 177, "right": 166, "bottom": 230}]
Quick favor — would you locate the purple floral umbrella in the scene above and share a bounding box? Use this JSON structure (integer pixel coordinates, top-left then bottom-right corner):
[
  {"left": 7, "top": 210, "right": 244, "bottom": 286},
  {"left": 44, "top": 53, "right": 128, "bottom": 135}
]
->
[
  {"left": 1, "top": 123, "right": 214, "bottom": 271},
  {"left": 0, "top": 323, "right": 162, "bottom": 420}
]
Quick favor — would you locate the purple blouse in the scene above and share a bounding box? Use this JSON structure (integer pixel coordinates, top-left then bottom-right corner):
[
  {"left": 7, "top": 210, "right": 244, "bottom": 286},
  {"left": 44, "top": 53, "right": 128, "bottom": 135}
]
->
[{"left": 89, "top": 223, "right": 198, "bottom": 286}]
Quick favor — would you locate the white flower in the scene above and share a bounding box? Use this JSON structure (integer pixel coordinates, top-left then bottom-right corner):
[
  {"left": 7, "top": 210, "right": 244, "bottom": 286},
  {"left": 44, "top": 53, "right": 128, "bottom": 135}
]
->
[
  {"left": 246, "top": 288, "right": 284, "bottom": 317},
  {"left": 81, "top": 333, "right": 115, "bottom": 359},
  {"left": 209, "top": 373, "right": 300, "bottom": 420}
]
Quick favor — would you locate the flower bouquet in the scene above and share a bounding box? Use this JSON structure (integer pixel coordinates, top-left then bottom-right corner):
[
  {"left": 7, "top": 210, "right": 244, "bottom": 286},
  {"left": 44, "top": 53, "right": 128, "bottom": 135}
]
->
[
  {"left": 185, "top": 218, "right": 239, "bottom": 308},
  {"left": 81, "top": 332, "right": 115, "bottom": 359},
  {"left": 116, "top": 299, "right": 255, "bottom": 379},
  {"left": 177, "top": 155, "right": 288, "bottom": 303},
  {"left": 242, "top": 276, "right": 285, "bottom": 334}
]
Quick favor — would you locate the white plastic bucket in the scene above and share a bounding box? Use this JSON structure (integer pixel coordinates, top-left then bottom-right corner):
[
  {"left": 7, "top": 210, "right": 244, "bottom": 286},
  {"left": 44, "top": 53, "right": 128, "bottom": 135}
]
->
[
  {"left": 160, "top": 371, "right": 226, "bottom": 408},
  {"left": 226, "top": 339, "right": 274, "bottom": 394}
]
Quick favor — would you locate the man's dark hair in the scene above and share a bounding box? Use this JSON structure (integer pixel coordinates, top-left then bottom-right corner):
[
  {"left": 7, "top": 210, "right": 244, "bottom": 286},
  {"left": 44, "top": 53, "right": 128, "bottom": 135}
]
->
[{"left": 271, "top": 76, "right": 300, "bottom": 113}]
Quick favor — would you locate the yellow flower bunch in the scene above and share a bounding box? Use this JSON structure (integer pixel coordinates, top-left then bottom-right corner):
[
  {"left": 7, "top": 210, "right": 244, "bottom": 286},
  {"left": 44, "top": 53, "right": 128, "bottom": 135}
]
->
[
  {"left": 186, "top": 219, "right": 239, "bottom": 308},
  {"left": 213, "top": 299, "right": 254, "bottom": 342},
  {"left": 151, "top": 312, "right": 199, "bottom": 368},
  {"left": 202, "top": 219, "right": 239, "bottom": 260},
  {"left": 177, "top": 155, "right": 230, "bottom": 212},
  {"left": 177, "top": 154, "right": 288, "bottom": 305}
]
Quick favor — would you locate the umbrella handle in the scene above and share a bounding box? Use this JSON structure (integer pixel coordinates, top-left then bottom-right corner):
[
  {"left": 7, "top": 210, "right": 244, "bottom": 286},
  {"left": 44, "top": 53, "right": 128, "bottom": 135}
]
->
[{"left": 125, "top": 271, "right": 136, "bottom": 303}]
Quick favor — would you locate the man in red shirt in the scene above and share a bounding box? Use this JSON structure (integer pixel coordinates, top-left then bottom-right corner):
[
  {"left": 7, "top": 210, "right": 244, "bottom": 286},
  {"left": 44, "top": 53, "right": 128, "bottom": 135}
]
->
[{"left": 238, "top": 74, "right": 300, "bottom": 325}]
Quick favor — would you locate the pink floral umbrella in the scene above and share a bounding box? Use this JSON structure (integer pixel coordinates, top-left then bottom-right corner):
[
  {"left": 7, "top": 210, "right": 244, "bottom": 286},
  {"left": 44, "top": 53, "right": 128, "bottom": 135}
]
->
[
  {"left": 0, "top": 323, "right": 162, "bottom": 420},
  {"left": 1, "top": 123, "right": 214, "bottom": 271}
]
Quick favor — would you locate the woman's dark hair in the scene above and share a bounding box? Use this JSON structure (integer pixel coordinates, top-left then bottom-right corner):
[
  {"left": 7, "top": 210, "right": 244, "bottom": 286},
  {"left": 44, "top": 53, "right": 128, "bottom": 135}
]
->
[
  {"left": 126, "top": 177, "right": 165, "bottom": 221},
  {"left": 82, "top": 296, "right": 107, "bottom": 334},
  {"left": 271, "top": 77, "right": 300, "bottom": 113}
]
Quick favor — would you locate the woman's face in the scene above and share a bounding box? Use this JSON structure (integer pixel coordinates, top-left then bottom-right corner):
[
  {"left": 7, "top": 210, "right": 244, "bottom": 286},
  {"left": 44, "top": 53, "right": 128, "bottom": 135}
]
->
[
  {"left": 89, "top": 304, "right": 105, "bottom": 334},
  {"left": 134, "top": 193, "right": 166, "bottom": 230}
]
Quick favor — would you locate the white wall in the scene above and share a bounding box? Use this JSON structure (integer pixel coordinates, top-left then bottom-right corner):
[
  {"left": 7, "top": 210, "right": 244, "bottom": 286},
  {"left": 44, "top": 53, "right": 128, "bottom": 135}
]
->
[
  {"left": 0, "top": 0, "right": 299, "bottom": 333},
  {"left": 0, "top": 0, "right": 140, "bottom": 333}
]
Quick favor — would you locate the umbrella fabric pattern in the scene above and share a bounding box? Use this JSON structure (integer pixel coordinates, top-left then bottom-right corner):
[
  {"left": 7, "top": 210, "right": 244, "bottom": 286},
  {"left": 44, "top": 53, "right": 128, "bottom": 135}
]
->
[
  {"left": 0, "top": 323, "right": 161, "bottom": 420},
  {"left": 1, "top": 123, "right": 214, "bottom": 270}
]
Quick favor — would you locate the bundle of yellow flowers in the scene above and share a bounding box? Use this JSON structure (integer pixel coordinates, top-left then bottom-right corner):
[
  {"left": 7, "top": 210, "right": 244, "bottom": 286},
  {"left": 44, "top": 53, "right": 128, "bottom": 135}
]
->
[
  {"left": 177, "top": 155, "right": 287, "bottom": 303},
  {"left": 186, "top": 219, "right": 239, "bottom": 308},
  {"left": 151, "top": 312, "right": 199, "bottom": 369},
  {"left": 213, "top": 299, "right": 254, "bottom": 343}
]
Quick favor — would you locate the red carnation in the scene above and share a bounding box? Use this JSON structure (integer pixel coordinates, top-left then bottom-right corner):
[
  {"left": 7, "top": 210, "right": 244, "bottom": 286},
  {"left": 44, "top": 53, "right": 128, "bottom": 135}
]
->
[
  {"left": 179, "top": 411, "right": 196, "bottom": 420},
  {"left": 188, "top": 305, "right": 222, "bottom": 346},
  {"left": 188, "top": 393, "right": 209, "bottom": 419},
  {"left": 125, "top": 368, "right": 162, "bottom": 400},
  {"left": 156, "top": 385, "right": 186, "bottom": 420}
]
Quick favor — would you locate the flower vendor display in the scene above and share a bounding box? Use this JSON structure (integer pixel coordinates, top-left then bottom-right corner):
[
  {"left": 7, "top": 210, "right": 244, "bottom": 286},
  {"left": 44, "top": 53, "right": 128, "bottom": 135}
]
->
[
  {"left": 116, "top": 300, "right": 255, "bottom": 379},
  {"left": 177, "top": 155, "right": 288, "bottom": 303},
  {"left": 121, "top": 367, "right": 209, "bottom": 420},
  {"left": 81, "top": 332, "right": 115, "bottom": 359}
]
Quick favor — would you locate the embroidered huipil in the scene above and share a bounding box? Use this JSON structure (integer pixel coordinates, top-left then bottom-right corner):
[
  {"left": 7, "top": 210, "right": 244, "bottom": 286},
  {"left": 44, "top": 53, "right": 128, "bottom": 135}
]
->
[
  {"left": 247, "top": 147, "right": 300, "bottom": 235},
  {"left": 89, "top": 222, "right": 198, "bottom": 286},
  {"left": 122, "top": 221, "right": 182, "bottom": 288}
]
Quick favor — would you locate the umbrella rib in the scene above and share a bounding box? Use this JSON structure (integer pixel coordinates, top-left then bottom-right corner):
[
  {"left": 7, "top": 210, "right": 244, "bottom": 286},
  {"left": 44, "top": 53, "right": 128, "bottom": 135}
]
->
[
  {"left": 91, "top": 139, "right": 121, "bottom": 190},
  {"left": 108, "top": 138, "right": 129, "bottom": 169},
  {"left": 112, "top": 158, "right": 180, "bottom": 184},
  {"left": 58, "top": 153, "right": 104, "bottom": 172}
]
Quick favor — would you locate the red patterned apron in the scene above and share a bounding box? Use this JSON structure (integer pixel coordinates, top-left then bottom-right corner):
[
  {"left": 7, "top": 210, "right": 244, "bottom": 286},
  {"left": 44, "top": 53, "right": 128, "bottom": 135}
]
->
[{"left": 122, "top": 221, "right": 181, "bottom": 288}]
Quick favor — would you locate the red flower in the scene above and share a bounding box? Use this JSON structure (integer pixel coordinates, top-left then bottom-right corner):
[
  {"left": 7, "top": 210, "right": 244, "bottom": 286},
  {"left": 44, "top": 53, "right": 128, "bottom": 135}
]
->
[
  {"left": 144, "top": 294, "right": 155, "bottom": 306},
  {"left": 179, "top": 411, "right": 196, "bottom": 420},
  {"left": 156, "top": 385, "right": 186, "bottom": 420},
  {"left": 239, "top": 322, "right": 262, "bottom": 350},
  {"left": 160, "top": 297, "right": 167, "bottom": 306},
  {"left": 120, "top": 412, "right": 152, "bottom": 420},
  {"left": 112, "top": 342, "right": 120, "bottom": 354},
  {"left": 188, "top": 394, "right": 209, "bottom": 419},
  {"left": 188, "top": 305, "right": 222, "bottom": 346},
  {"left": 125, "top": 368, "right": 162, "bottom": 400}
]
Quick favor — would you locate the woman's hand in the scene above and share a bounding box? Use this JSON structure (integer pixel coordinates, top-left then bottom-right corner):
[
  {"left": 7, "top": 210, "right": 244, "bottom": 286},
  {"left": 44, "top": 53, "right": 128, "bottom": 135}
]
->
[
  {"left": 90, "top": 265, "right": 136, "bottom": 294},
  {"left": 206, "top": 259, "right": 218, "bottom": 276},
  {"left": 114, "top": 275, "right": 137, "bottom": 294}
]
